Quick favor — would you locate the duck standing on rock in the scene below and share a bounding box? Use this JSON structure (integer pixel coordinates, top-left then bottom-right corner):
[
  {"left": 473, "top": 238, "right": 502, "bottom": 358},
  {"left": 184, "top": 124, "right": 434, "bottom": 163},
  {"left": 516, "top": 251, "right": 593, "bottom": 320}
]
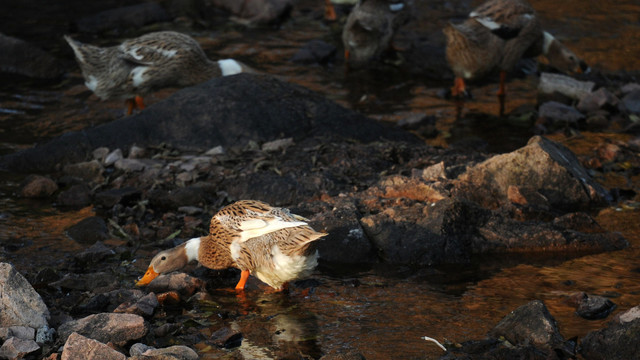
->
[
  {"left": 64, "top": 31, "right": 250, "bottom": 115},
  {"left": 443, "top": 0, "right": 588, "bottom": 111},
  {"left": 342, "top": 0, "right": 411, "bottom": 65},
  {"left": 136, "top": 200, "right": 327, "bottom": 291}
]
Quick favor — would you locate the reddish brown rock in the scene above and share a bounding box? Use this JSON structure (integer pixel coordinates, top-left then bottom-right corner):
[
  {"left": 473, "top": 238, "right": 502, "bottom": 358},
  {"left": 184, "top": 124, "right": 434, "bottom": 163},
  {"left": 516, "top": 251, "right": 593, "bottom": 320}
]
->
[
  {"left": 20, "top": 175, "right": 58, "bottom": 198},
  {"left": 61, "top": 332, "right": 125, "bottom": 360}
]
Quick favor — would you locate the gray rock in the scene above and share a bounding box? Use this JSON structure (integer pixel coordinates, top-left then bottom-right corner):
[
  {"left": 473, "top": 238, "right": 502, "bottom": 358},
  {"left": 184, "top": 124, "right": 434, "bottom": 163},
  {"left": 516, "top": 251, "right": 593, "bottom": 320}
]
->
[
  {"left": 135, "top": 345, "right": 199, "bottom": 359},
  {"left": 65, "top": 216, "right": 109, "bottom": 245},
  {"left": 104, "top": 149, "right": 123, "bottom": 166},
  {"left": 35, "top": 324, "right": 55, "bottom": 344},
  {"left": 20, "top": 175, "right": 58, "bottom": 198},
  {"left": 0, "top": 337, "right": 39, "bottom": 359},
  {"left": 114, "top": 158, "right": 148, "bottom": 172},
  {"left": 538, "top": 72, "right": 595, "bottom": 100},
  {"left": 62, "top": 160, "right": 104, "bottom": 184},
  {"left": 0, "top": 326, "right": 34, "bottom": 341},
  {"left": 49, "top": 272, "right": 115, "bottom": 291},
  {"left": 577, "top": 87, "right": 619, "bottom": 113},
  {"left": 128, "top": 145, "right": 146, "bottom": 159},
  {"left": 580, "top": 305, "right": 640, "bottom": 360},
  {"left": 94, "top": 187, "right": 141, "bottom": 208},
  {"left": 455, "top": 136, "right": 611, "bottom": 211},
  {"left": 621, "top": 89, "right": 640, "bottom": 114},
  {"left": 0, "top": 33, "right": 63, "bottom": 80},
  {"left": 56, "top": 183, "right": 92, "bottom": 208},
  {"left": 539, "top": 101, "right": 585, "bottom": 125},
  {"left": 61, "top": 332, "right": 126, "bottom": 360},
  {"left": 0, "top": 263, "right": 49, "bottom": 329},
  {"left": 92, "top": 147, "right": 109, "bottom": 162},
  {"left": 129, "top": 343, "right": 154, "bottom": 357},
  {"left": 261, "top": 137, "right": 294, "bottom": 152},
  {"left": 113, "top": 292, "right": 158, "bottom": 318},
  {"left": 620, "top": 83, "right": 640, "bottom": 95},
  {"left": 145, "top": 273, "right": 205, "bottom": 297},
  {"left": 73, "top": 3, "right": 170, "bottom": 34},
  {"left": 74, "top": 242, "right": 116, "bottom": 265},
  {"left": 58, "top": 313, "right": 147, "bottom": 346},
  {"left": 573, "top": 292, "right": 617, "bottom": 320},
  {"left": 489, "top": 300, "right": 564, "bottom": 349}
]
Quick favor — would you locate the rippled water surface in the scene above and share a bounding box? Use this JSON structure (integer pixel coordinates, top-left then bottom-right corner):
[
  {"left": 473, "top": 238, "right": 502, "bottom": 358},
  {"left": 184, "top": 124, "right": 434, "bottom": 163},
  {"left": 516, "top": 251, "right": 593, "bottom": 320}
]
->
[{"left": 1, "top": 0, "right": 639, "bottom": 359}]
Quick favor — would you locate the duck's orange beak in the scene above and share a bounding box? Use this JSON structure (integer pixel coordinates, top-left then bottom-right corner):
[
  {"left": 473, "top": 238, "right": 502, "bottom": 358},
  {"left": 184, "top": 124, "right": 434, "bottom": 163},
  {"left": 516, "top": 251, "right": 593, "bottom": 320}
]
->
[{"left": 136, "top": 266, "right": 159, "bottom": 286}]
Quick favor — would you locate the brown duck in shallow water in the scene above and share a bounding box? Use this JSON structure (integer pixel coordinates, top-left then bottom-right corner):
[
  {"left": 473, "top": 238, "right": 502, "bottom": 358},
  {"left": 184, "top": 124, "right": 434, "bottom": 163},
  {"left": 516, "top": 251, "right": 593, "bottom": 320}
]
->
[
  {"left": 136, "top": 200, "right": 327, "bottom": 291},
  {"left": 64, "top": 31, "right": 250, "bottom": 115},
  {"left": 443, "top": 0, "right": 588, "bottom": 107}
]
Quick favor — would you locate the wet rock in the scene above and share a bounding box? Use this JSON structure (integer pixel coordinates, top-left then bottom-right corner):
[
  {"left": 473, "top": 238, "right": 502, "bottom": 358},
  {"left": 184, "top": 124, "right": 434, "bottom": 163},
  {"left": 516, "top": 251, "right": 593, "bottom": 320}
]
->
[
  {"left": 130, "top": 345, "right": 198, "bottom": 359},
  {"left": 455, "top": 136, "right": 611, "bottom": 211},
  {"left": 148, "top": 185, "right": 208, "bottom": 210},
  {"left": 538, "top": 72, "right": 595, "bottom": 100},
  {"left": 153, "top": 323, "right": 181, "bottom": 338},
  {"left": 0, "top": 33, "right": 63, "bottom": 80},
  {"left": 113, "top": 292, "right": 158, "bottom": 318},
  {"left": 580, "top": 305, "right": 640, "bottom": 360},
  {"left": 145, "top": 272, "right": 205, "bottom": 297},
  {"left": 94, "top": 187, "right": 141, "bottom": 208},
  {"left": 81, "top": 289, "right": 147, "bottom": 313},
  {"left": 361, "top": 198, "right": 474, "bottom": 265},
  {"left": 58, "top": 313, "right": 147, "bottom": 346},
  {"left": 0, "top": 74, "right": 417, "bottom": 173},
  {"left": 56, "top": 184, "right": 92, "bottom": 209},
  {"left": 0, "top": 326, "right": 34, "bottom": 341},
  {"left": 65, "top": 216, "right": 109, "bottom": 245},
  {"left": 577, "top": 87, "right": 619, "bottom": 113},
  {"left": 414, "top": 161, "right": 447, "bottom": 181},
  {"left": 291, "top": 40, "right": 337, "bottom": 65},
  {"left": 210, "top": 326, "right": 242, "bottom": 348},
  {"left": 620, "top": 89, "right": 640, "bottom": 114},
  {"left": 552, "top": 212, "right": 603, "bottom": 233},
  {"left": 0, "top": 263, "right": 49, "bottom": 329},
  {"left": 538, "top": 101, "right": 585, "bottom": 126},
  {"left": 397, "top": 114, "right": 438, "bottom": 138},
  {"left": 74, "top": 241, "right": 115, "bottom": 265},
  {"left": 212, "top": 0, "right": 293, "bottom": 26},
  {"left": 489, "top": 300, "right": 564, "bottom": 350},
  {"left": 61, "top": 332, "right": 125, "bottom": 360},
  {"left": 49, "top": 272, "right": 116, "bottom": 292},
  {"left": 20, "top": 175, "right": 58, "bottom": 198},
  {"left": 62, "top": 160, "right": 104, "bottom": 184},
  {"left": 304, "top": 197, "right": 377, "bottom": 264},
  {"left": 73, "top": 3, "right": 171, "bottom": 34},
  {"left": 570, "top": 292, "right": 617, "bottom": 320},
  {"left": 0, "top": 337, "right": 40, "bottom": 359}
]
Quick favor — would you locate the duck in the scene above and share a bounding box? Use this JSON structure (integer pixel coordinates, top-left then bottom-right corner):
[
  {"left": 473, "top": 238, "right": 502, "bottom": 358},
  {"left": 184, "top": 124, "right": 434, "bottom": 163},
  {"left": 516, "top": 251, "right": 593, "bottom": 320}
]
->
[
  {"left": 443, "top": 0, "right": 588, "bottom": 103},
  {"left": 64, "top": 31, "right": 250, "bottom": 115},
  {"left": 136, "top": 200, "right": 327, "bottom": 291},
  {"left": 342, "top": 0, "right": 411, "bottom": 65}
]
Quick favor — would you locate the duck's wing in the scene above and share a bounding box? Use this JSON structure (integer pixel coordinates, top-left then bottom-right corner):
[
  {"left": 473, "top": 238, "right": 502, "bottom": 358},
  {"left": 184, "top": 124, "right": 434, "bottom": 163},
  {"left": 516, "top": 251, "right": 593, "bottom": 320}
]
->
[
  {"left": 469, "top": 0, "right": 536, "bottom": 40},
  {"left": 216, "top": 200, "right": 308, "bottom": 242},
  {"left": 118, "top": 31, "right": 204, "bottom": 67}
]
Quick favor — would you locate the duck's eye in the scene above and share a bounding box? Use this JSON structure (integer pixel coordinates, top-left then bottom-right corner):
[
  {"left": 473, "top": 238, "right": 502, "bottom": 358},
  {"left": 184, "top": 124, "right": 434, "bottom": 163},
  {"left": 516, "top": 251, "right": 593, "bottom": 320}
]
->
[{"left": 161, "top": 256, "right": 166, "bottom": 261}]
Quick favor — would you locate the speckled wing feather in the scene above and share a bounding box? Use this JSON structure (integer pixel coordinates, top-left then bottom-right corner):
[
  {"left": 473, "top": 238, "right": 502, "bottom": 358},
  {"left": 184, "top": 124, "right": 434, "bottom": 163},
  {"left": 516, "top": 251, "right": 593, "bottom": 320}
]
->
[
  {"left": 118, "top": 31, "right": 206, "bottom": 67},
  {"left": 470, "top": 0, "right": 536, "bottom": 40}
]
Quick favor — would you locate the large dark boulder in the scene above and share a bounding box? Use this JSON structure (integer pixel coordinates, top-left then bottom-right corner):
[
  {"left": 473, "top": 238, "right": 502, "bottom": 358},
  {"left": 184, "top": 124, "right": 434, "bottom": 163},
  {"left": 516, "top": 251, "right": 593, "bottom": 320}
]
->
[
  {"left": 0, "top": 74, "right": 418, "bottom": 173},
  {"left": 580, "top": 305, "right": 640, "bottom": 360},
  {"left": 0, "top": 33, "right": 63, "bottom": 80}
]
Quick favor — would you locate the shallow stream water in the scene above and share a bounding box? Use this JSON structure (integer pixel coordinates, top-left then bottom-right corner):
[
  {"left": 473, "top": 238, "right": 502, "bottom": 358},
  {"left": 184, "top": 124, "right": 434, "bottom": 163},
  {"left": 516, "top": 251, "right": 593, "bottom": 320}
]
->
[{"left": 1, "top": 0, "right": 640, "bottom": 359}]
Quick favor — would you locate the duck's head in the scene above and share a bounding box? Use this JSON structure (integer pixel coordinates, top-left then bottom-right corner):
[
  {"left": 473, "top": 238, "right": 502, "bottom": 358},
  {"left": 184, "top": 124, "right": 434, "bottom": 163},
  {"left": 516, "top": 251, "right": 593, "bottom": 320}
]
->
[
  {"left": 543, "top": 32, "right": 589, "bottom": 75},
  {"left": 136, "top": 237, "right": 201, "bottom": 286}
]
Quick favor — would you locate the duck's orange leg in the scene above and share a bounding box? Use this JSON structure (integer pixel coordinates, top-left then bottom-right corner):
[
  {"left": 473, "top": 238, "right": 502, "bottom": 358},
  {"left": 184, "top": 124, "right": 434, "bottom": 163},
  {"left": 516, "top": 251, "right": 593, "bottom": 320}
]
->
[
  {"left": 325, "top": 0, "right": 337, "bottom": 21},
  {"left": 451, "top": 77, "right": 466, "bottom": 97},
  {"left": 125, "top": 96, "right": 146, "bottom": 115},
  {"left": 235, "top": 270, "right": 250, "bottom": 291}
]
